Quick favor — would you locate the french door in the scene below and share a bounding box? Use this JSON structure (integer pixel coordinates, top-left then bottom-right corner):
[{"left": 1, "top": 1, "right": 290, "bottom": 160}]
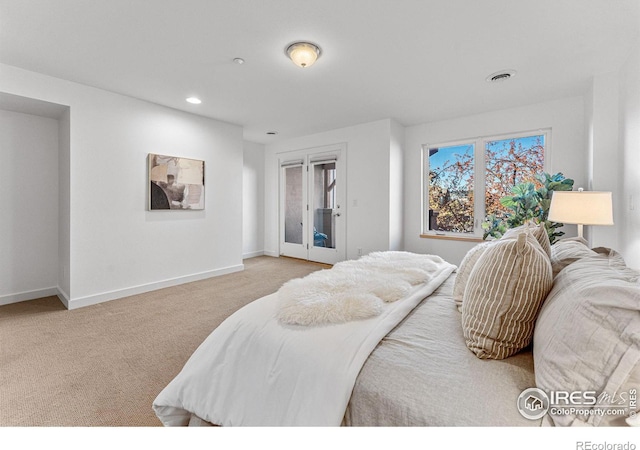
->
[{"left": 279, "top": 144, "right": 346, "bottom": 265}]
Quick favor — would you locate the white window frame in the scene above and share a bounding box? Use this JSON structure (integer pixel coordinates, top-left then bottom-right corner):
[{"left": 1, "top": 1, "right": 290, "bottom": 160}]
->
[{"left": 422, "top": 128, "right": 551, "bottom": 239}]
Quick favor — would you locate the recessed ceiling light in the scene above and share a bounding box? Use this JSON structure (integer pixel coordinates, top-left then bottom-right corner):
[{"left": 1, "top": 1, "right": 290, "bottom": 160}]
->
[
  {"left": 186, "top": 97, "right": 202, "bottom": 104},
  {"left": 486, "top": 70, "right": 517, "bottom": 82},
  {"left": 266, "top": 131, "right": 278, "bottom": 135},
  {"left": 233, "top": 57, "right": 245, "bottom": 65}
]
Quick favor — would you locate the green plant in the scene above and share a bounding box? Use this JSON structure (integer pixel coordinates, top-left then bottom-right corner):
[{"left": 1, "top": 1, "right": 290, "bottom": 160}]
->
[
  {"left": 481, "top": 213, "right": 507, "bottom": 239},
  {"left": 482, "top": 172, "right": 574, "bottom": 244}
]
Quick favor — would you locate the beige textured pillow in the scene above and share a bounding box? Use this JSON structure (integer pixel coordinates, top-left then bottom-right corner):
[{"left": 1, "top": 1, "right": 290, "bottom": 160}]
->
[
  {"left": 550, "top": 237, "right": 598, "bottom": 277},
  {"left": 591, "top": 246, "right": 630, "bottom": 271},
  {"left": 534, "top": 256, "right": 640, "bottom": 426},
  {"left": 502, "top": 222, "right": 551, "bottom": 257},
  {"left": 452, "top": 241, "right": 494, "bottom": 310},
  {"left": 462, "top": 232, "right": 553, "bottom": 359}
]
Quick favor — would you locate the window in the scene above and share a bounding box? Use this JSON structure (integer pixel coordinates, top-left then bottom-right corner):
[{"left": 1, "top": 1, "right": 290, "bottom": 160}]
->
[
  {"left": 427, "top": 142, "right": 475, "bottom": 234},
  {"left": 423, "top": 130, "right": 548, "bottom": 238}
]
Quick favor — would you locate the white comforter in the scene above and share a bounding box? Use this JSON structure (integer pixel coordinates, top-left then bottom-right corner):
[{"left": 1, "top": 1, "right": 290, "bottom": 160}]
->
[{"left": 153, "top": 253, "right": 456, "bottom": 426}]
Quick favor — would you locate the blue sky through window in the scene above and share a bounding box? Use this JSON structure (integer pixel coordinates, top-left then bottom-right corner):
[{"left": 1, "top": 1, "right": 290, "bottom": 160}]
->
[
  {"left": 486, "top": 135, "right": 544, "bottom": 155},
  {"left": 429, "top": 144, "right": 473, "bottom": 182}
]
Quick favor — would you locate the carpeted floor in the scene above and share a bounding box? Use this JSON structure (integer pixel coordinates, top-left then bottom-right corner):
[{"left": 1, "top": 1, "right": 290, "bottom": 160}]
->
[{"left": 0, "top": 256, "right": 329, "bottom": 427}]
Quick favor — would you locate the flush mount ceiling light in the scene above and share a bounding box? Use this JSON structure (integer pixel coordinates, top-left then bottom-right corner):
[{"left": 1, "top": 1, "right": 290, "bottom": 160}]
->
[
  {"left": 233, "top": 57, "right": 245, "bottom": 65},
  {"left": 285, "top": 41, "right": 321, "bottom": 68},
  {"left": 486, "top": 69, "right": 517, "bottom": 82},
  {"left": 186, "top": 97, "right": 202, "bottom": 104}
]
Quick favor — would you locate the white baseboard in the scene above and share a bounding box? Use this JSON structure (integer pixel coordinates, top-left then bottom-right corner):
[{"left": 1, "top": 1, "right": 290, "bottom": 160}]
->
[
  {"left": 263, "top": 250, "right": 279, "bottom": 257},
  {"left": 56, "top": 287, "right": 71, "bottom": 309},
  {"left": 0, "top": 287, "right": 60, "bottom": 306},
  {"left": 242, "top": 250, "right": 265, "bottom": 259},
  {"left": 66, "top": 264, "right": 245, "bottom": 310}
]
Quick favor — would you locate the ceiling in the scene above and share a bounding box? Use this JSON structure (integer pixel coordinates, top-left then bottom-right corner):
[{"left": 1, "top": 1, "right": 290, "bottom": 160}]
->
[{"left": 1, "top": 0, "right": 639, "bottom": 144}]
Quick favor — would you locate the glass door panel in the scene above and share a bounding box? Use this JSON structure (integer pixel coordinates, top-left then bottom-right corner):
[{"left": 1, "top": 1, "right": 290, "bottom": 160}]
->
[
  {"left": 312, "top": 162, "right": 336, "bottom": 249},
  {"left": 284, "top": 165, "right": 303, "bottom": 245},
  {"left": 308, "top": 152, "right": 345, "bottom": 265}
]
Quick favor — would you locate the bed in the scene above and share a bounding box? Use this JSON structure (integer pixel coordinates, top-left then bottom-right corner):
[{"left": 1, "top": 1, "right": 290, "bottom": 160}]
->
[
  {"left": 152, "top": 251, "right": 538, "bottom": 426},
  {"left": 154, "top": 230, "right": 640, "bottom": 427},
  {"left": 343, "top": 275, "right": 537, "bottom": 426}
]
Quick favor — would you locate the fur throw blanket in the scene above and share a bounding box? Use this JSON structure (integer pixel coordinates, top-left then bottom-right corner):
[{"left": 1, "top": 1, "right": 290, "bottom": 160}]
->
[{"left": 277, "top": 251, "right": 450, "bottom": 326}]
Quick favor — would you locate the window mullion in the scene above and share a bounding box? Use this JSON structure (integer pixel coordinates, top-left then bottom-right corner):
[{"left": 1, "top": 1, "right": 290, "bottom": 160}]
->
[{"left": 475, "top": 138, "right": 486, "bottom": 238}]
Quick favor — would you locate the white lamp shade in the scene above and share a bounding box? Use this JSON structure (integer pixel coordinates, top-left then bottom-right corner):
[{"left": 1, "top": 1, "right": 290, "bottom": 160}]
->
[
  {"left": 286, "top": 42, "right": 321, "bottom": 68},
  {"left": 548, "top": 191, "right": 614, "bottom": 225}
]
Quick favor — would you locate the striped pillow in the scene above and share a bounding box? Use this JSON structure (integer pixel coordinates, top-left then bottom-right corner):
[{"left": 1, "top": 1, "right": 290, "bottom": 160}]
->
[
  {"left": 502, "top": 222, "right": 551, "bottom": 257},
  {"left": 453, "top": 223, "right": 550, "bottom": 310},
  {"left": 462, "top": 232, "right": 553, "bottom": 359}
]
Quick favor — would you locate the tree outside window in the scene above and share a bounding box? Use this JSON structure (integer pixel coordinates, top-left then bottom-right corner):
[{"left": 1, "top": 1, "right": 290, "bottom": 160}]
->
[
  {"left": 428, "top": 144, "right": 474, "bottom": 233},
  {"left": 425, "top": 131, "right": 547, "bottom": 236},
  {"left": 485, "top": 135, "right": 545, "bottom": 220}
]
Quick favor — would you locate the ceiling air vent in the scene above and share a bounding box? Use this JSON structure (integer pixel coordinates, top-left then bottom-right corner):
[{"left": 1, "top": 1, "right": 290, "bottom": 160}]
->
[{"left": 486, "top": 70, "right": 517, "bottom": 83}]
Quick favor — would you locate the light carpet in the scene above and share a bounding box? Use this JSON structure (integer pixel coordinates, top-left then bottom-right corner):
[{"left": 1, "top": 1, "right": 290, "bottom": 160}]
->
[{"left": 0, "top": 256, "right": 328, "bottom": 427}]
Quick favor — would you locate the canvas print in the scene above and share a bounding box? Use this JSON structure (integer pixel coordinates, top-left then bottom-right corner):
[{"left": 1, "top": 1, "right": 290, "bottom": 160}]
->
[{"left": 148, "top": 154, "right": 205, "bottom": 210}]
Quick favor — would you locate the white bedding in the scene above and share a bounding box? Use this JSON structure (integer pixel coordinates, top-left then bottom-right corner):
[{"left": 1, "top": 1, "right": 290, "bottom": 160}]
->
[{"left": 153, "top": 252, "right": 456, "bottom": 426}]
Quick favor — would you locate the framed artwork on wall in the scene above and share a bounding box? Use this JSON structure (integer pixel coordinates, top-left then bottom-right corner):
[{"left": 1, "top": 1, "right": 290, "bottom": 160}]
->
[{"left": 148, "top": 153, "right": 205, "bottom": 210}]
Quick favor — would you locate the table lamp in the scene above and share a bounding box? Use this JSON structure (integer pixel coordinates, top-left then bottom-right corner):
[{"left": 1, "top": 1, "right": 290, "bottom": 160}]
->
[{"left": 547, "top": 189, "right": 613, "bottom": 239}]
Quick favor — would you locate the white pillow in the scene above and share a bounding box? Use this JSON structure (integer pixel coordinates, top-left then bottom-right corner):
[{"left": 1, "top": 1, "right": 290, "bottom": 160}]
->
[
  {"left": 550, "top": 237, "right": 597, "bottom": 277},
  {"left": 534, "top": 255, "right": 640, "bottom": 426}
]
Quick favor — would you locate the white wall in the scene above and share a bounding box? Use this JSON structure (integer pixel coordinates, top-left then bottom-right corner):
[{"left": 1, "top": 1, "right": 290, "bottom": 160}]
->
[
  {"left": 58, "top": 108, "right": 71, "bottom": 297},
  {"left": 243, "top": 140, "right": 265, "bottom": 258},
  {"left": 619, "top": 37, "right": 640, "bottom": 269},
  {"left": 389, "top": 119, "right": 404, "bottom": 251},
  {"left": 586, "top": 72, "right": 622, "bottom": 250},
  {"left": 0, "top": 110, "right": 60, "bottom": 304},
  {"left": 264, "top": 119, "right": 394, "bottom": 260},
  {"left": 1, "top": 63, "right": 244, "bottom": 309},
  {"left": 404, "top": 96, "right": 586, "bottom": 265}
]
